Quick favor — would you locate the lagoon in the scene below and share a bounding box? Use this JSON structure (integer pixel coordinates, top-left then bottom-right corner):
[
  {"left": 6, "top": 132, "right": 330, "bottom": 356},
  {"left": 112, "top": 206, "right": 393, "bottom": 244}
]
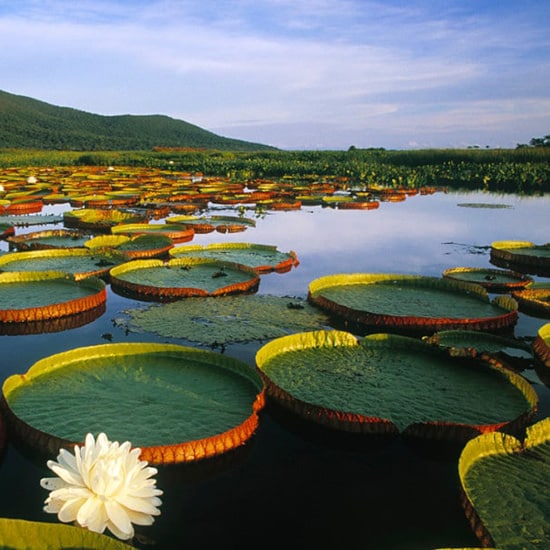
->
[{"left": 0, "top": 189, "right": 548, "bottom": 549}]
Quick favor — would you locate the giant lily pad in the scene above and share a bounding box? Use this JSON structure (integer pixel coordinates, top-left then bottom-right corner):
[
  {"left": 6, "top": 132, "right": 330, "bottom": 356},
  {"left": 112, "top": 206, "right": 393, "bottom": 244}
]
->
[
  {"left": 0, "top": 248, "right": 129, "bottom": 280},
  {"left": 110, "top": 258, "right": 260, "bottom": 300},
  {"left": 458, "top": 417, "right": 550, "bottom": 549},
  {"left": 424, "top": 329, "right": 535, "bottom": 371},
  {"left": 533, "top": 323, "right": 550, "bottom": 385},
  {"left": 511, "top": 287, "right": 550, "bottom": 317},
  {"left": 7, "top": 229, "right": 92, "bottom": 251},
  {"left": 85, "top": 233, "right": 174, "bottom": 259},
  {"left": 0, "top": 214, "right": 63, "bottom": 227},
  {"left": 534, "top": 323, "right": 550, "bottom": 368},
  {"left": 308, "top": 273, "right": 518, "bottom": 335},
  {"left": 0, "top": 518, "right": 133, "bottom": 549},
  {"left": 116, "top": 294, "right": 330, "bottom": 345},
  {"left": 169, "top": 242, "right": 299, "bottom": 273},
  {"left": 63, "top": 208, "right": 145, "bottom": 232},
  {"left": 490, "top": 240, "right": 550, "bottom": 276},
  {"left": 1, "top": 342, "right": 265, "bottom": 464},
  {"left": 0, "top": 270, "right": 106, "bottom": 324},
  {"left": 0, "top": 222, "right": 15, "bottom": 239},
  {"left": 166, "top": 214, "right": 256, "bottom": 234},
  {"left": 111, "top": 222, "right": 194, "bottom": 243},
  {"left": 442, "top": 267, "right": 533, "bottom": 292},
  {"left": 255, "top": 330, "right": 538, "bottom": 440}
]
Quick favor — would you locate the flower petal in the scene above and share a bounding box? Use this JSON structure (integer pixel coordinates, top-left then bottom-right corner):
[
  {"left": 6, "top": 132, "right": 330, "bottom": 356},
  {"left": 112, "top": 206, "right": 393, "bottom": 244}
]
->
[
  {"left": 126, "top": 485, "right": 163, "bottom": 499},
  {"left": 106, "top": 518, "right": 134, "bottom": 541},
  {"left": 116, "top": 494, "right": 162, "bottom": 515},
  {"left": 56, "top": 448, "right": 78, "bottom": 472},
  {"left": 58, "top": 497, "right": 86, "bottom": 523},
  {"left": 105, "top": 500, "right": 133, "bottom": 539},
  {"left": 40, "top": 477, "right": 67, "bottom": 491},
  {"left": 47, "top": 462, "right": 84, "bottom": 487},
  {"left": 125, "top": 508, "right": 156, "bottom": 526},
  {"left": 77, "top": 495, "right": 107, "bottom": 534}
]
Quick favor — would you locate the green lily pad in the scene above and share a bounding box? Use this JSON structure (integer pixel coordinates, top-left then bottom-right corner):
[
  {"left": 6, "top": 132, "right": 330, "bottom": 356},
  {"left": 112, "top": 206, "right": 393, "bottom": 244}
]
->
[
  {"left": 308, "top": 273, "right": 518, "bottom": 335},
  {"left": 63, "top": 208, "right": 145, "bottom": 231},
  {"left": 424, "top": 329, "right": 535, "bottom": 371},
  {"left": 0, "top": 222, "right": 15, "bottom": 238},
  {"left": 169, "top": 242, "right": 299, "bottom": 273},
  {"left": 457, "top": 202, "right": 512, "bottom": 209},
  {"left": 511, "top": 287, "right": 550, "bottom": 317},
  {"left": 255, "top": 330, "right": 538, "bottom": 439},
  {"left": 458, "top": 417, "right": 550, "bottom": 549},
  {"left": 0, "top": 518, "right": 133, "bottom": 549},
  {"left": 0, "top": 248, "right": 129, "bottom": 280},
  {"left": 0, "top": 214, "right": 63, "bottom": 226},
  {"left": 85, "top": 233, "right": 174, "bottom": 259},
  {"left": 533, "top": 323, "right": 550, "bottom": 385},
  {"left": 442, "top": 267, "right": 533, "bottom": 292},
  {"left": 0, "top": 270, "right": 106, "bottom": 322},
  {"left": 166, "top": 214, "right": 256, "bottom": 231},
  {"left": 490, "top": 240, "right": 550, "bottom": 276},
  {"left": 7, "top": 229, "right": 92, "bottom": 250},
  {"left": 117, "top": 294, "right": 330, "bottom": 345},
  {"left": 1, "top": 342, "right": 265, "bottom": 464},
  {"left": 110, "top": 258, "right": 260, "bottom": 300},
  {"left": 111, "top": 222, "right": 194, "bottom": 243}
]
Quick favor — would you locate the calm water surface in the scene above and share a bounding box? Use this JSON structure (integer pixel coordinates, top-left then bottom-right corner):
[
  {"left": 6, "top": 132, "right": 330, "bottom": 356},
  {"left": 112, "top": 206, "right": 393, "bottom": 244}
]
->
[{"left": 0, "top": 190, "right": 548, "bottom": 549}]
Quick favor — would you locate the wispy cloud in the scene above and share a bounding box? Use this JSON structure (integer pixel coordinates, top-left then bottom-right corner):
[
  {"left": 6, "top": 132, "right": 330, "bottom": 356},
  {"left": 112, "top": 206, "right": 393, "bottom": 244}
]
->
[{"left": 1, "top": 0, "right": 549, "bottom": 148}]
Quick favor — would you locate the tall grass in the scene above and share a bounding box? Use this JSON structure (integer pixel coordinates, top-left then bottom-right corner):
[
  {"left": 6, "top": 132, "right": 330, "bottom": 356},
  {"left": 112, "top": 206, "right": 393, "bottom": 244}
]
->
[{"left": 1, "top": 147, "right": 549, "bottom": 194}]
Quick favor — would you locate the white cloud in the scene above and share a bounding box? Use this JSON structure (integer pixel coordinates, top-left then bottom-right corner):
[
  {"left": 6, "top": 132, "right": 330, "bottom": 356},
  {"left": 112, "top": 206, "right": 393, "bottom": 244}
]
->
[{"left": 1, "top": 0, "right": 549, "bottom": 149}]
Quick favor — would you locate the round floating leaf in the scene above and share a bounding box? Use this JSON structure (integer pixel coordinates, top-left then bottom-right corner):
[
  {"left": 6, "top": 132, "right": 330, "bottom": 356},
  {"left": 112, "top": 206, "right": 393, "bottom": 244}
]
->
[
  {"left": 458, "top": 417, "right": 550, "bottom": 549},
  {"left": 111, "top": 223, "right": 194, "bottom": 243},
  {"left": 255, "top": 330, "right": 538, "bottom": 440},
  {"left": 442, "top": 267, "right": 533, "bottom": 292},
  {"left": 63, "top": 208, "right": 145, "bottom": 231},
  {"left": 0, "top": 270, "right": 106, "bottom": 324},
  {"left": 0, "top": 222, "right": 15, "bottom": 239},
  {"left": 0, "top": 214, "right": 63, "bottom": 226},
  {"left": 533, "top": 323, "right": 550, "bottom": 385},
  {"left": 169, "top": 242, "right": 299, "bottom": 273},
  {"left": 511, "top": 287, "right": 550, "bottom": 317},
  {"left": 166, "top": 214, "right": 256, "bottom": 228},
  {"left": 117, "top": 294, "right": 330, "bottom": 344},
  {"left": 110, "top": 258, "right": 260, "bottom": 300},
  {"left": 7, "top": 229, "right": 92, "bottom": 251},
  {"left": 308, "top": 273, "right": 518, "bottom": 334},
  {"left": 0, "top": 248, "right": 129, "bottom": 280},
  {"left": 490, "top": 240, "right": 550, "bottom": 276},
  {"left": 0, "top": 518, "right": 133, "bottom": 549},
  {"left": 534, "top": 323, "right": 550, "bottom": 367},
  {"left": 85, "top": 233, "right": 174, "bottom": 259},
  {"left": 424, "top": 329, "right": 535, "bottom": 371},
  {"left": 457, "top": 202, "right": 512, "bottom": 209},
  {"left": 1, "top": 342, "right": 265, "bottom": 464}
]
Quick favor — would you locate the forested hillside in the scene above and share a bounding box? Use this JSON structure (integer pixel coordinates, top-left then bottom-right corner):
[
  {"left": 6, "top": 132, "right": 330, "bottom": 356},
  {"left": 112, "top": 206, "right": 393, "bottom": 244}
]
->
[{"left": 0, "top": 89, "right": 273, "bottom": 151}]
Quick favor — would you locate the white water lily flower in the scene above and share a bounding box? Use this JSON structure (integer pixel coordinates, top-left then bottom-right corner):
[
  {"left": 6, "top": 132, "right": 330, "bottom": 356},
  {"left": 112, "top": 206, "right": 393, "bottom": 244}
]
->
[{"left": 40, "top": 432, "right": 163, "bottom": 541}]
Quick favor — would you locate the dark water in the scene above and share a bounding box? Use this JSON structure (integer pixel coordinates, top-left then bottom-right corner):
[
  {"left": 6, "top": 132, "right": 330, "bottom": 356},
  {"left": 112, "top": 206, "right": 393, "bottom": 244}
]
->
[{"left": 0, "top": 190, "right": 548, "bottom": 549}]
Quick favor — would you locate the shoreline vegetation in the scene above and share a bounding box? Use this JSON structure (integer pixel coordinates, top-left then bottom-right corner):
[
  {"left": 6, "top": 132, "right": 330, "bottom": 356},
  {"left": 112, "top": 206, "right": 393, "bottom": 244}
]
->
[{"left": 1, "top": 147, "right": 549, "bottom": 194}]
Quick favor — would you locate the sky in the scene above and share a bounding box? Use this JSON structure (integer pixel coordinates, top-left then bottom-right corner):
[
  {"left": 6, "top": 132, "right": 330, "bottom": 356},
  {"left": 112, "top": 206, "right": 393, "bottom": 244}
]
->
[{"left": 1, "top": 0, "right": 549, "bottom": 150}]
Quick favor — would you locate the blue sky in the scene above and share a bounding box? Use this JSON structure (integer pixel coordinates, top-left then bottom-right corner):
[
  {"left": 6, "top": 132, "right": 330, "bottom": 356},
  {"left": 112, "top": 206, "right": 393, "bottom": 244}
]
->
[{"left": 1, "top": 0, "right": 549, "bottom": 149}]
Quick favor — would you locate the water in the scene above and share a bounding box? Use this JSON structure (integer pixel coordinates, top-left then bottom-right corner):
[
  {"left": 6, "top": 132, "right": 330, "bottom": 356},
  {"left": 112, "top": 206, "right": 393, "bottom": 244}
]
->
[{"left": 0, "top": 189, "right": 548, "bottom": 549}]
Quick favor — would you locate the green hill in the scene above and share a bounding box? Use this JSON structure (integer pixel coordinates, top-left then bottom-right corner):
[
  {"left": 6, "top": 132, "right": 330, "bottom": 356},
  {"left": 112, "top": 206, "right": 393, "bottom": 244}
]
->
[{"left": 0, "top": 89, "right": 274, "bottom": 151}]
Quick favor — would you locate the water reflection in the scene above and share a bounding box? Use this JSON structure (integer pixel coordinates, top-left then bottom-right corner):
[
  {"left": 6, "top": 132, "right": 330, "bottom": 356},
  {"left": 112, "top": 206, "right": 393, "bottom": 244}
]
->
[{"left": 0, "top": 190, "right": 548, "bottom": 549}]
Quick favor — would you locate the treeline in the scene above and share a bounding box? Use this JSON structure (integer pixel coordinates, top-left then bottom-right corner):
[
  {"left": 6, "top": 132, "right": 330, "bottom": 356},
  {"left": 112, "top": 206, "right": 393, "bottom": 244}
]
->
[{"left": 1, "top": 147, "right": 549, "bottom": 194}]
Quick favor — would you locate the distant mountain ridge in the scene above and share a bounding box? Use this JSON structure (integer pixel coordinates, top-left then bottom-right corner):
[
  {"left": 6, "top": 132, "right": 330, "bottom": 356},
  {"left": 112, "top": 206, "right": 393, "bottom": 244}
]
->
[{"left": 0, "top": 89, "right": 274, "bottom": 151}]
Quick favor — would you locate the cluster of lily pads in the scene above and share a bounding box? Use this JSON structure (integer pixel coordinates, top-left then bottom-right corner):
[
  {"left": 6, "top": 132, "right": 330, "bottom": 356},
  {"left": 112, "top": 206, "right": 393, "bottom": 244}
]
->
[{"left": 0, "top": 165, "right": 549, "bottom": 548}]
